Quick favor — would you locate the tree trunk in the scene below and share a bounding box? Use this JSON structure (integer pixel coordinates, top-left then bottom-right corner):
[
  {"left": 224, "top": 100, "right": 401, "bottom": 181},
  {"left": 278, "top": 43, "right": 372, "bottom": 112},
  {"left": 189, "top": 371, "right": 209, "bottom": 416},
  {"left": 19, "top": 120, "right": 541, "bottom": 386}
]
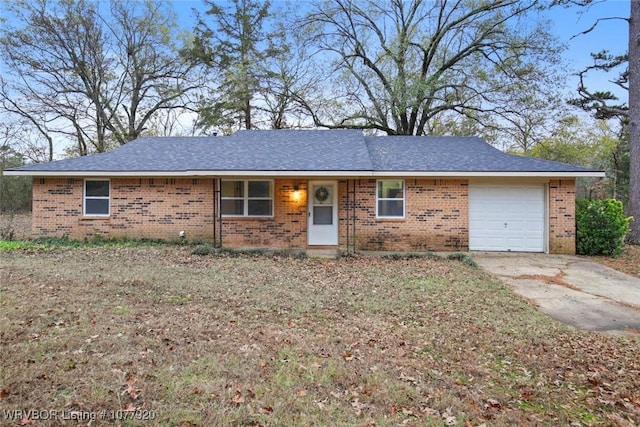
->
[
  {"left": 629, "top": 0, "right": 640, "bottom": 244},
  {"left": 245, "top": 97, "right": 251, "bottom": 129}
]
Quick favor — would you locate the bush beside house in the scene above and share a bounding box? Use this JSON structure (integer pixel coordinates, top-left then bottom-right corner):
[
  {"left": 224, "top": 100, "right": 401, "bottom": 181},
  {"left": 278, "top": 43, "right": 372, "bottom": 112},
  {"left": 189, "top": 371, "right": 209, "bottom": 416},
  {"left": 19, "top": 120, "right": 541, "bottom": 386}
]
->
[{"left": 576, "top": 199, "right": 632, "bottom": 256}]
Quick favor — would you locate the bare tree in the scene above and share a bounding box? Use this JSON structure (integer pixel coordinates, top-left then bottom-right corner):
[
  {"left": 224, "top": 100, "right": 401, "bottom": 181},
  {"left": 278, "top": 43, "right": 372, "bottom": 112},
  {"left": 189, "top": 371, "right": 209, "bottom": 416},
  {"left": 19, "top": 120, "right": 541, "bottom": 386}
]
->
[
  {"left": 0, "top": 0, "right": 199, "bottom": 156},
  {"left": 254, "top": 17, "right": 329, "bottom": 130},
  {"left": 0, "top": 77, "right": 56, "bottom": 161},
  {"left": 301, "top": 0, "right": 564, "bottom": 136},
  {"left": 0, "top": 123, "right": 33, "bottom": 212}
]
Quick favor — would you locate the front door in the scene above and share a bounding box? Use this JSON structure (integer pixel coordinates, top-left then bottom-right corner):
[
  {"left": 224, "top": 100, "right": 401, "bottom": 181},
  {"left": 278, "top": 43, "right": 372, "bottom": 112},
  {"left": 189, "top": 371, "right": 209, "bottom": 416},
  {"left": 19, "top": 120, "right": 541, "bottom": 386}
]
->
[{"left": 308, "top": 181, "right": 338, "bottom": 245}]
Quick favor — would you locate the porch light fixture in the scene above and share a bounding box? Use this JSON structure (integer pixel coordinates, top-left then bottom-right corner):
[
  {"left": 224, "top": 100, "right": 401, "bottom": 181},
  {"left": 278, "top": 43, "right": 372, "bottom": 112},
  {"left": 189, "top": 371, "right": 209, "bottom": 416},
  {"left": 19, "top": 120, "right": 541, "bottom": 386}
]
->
[{"left": 292, "top": 185, "right": 301, "bottom": 202}]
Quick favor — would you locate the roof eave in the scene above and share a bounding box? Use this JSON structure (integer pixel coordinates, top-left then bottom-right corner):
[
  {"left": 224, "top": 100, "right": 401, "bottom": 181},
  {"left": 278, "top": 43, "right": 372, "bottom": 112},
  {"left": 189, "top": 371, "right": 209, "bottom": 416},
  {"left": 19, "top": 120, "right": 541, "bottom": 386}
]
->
[
  {"left": 3, "top": 170, "right": 606, "bottom": 178},
  {"left": 370, "top": 171, "right": 606, "bottom": 178}
]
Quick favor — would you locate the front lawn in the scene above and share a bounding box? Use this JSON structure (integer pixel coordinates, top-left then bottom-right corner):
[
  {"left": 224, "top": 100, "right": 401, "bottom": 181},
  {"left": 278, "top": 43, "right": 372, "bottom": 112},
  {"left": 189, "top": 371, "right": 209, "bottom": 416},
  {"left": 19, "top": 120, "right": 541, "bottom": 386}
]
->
[{"left": 1, "top": 247, "right": 639, "bottom": 426}]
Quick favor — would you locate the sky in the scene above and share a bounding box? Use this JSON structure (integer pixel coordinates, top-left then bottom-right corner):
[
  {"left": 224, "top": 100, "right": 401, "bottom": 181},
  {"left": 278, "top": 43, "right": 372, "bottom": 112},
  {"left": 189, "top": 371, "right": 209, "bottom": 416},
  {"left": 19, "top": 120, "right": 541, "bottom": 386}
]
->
[
  {"left": 546, "top": 0, "right": 628, "bottom": 101},
  {"left": 169, "top": 0, "right": 629, "bottom": 101},
  {"left": 0, "top": 0, "right": 629, "bottom": 102},
  {"left": 0, "top": 0, "right": 629, "bottom": 99},
  {"left": 0, "top": 0, "right": 630, "bottom": 158}
]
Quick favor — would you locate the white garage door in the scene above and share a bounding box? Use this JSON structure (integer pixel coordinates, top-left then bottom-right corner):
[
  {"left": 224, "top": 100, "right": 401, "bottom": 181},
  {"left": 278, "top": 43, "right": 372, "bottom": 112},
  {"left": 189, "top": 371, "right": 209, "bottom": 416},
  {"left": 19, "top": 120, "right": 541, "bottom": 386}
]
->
[{"left": 469, "top": 184, "right": 545, "bottom": 252}]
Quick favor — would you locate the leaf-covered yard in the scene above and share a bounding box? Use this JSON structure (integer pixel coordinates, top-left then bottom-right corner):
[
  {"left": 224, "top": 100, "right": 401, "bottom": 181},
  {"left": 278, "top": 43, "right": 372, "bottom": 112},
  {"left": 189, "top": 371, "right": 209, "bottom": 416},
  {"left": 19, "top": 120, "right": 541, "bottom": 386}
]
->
[
  {"left": 1, "top": 247, "right": 639, "bottom": 426},
  {"left": 591, "top": 244, "right": 640, "bottom": 278}
]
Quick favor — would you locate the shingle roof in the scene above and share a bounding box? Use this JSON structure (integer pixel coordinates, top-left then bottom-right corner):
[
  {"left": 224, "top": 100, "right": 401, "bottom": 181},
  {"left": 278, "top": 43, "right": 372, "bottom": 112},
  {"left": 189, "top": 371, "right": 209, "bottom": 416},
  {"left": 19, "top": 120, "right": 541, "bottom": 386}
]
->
[
  {"left": 5, "top": 129, "right": 601, "bottom": 176},
  {"left": 365, "top": 136, "right": 595, "bottom": 172},
  {"left": 203, "top": 130, "right": 372, "bottom": 171}
]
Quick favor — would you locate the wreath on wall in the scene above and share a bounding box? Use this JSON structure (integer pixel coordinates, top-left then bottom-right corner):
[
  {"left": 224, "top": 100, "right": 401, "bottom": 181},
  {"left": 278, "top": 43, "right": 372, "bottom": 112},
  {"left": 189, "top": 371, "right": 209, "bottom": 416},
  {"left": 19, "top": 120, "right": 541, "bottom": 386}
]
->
[{"left": 315, "top": 186, "right": 329, "bottom": 202}]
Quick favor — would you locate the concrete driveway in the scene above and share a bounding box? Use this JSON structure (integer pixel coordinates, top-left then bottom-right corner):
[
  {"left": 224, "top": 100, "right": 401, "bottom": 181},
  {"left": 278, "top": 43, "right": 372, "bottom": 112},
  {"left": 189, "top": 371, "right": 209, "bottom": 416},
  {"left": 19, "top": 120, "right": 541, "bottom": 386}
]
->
[{"left": 473, "top": 253, "right": 640, "bottom": 336}]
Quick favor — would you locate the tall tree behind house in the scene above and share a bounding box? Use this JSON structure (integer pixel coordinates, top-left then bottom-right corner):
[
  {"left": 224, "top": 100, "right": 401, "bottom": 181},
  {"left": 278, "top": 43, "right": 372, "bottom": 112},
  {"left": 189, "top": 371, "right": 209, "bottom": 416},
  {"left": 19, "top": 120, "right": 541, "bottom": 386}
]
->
[{"left": 0, "top": 0, "right": 199, "bottom": 157}]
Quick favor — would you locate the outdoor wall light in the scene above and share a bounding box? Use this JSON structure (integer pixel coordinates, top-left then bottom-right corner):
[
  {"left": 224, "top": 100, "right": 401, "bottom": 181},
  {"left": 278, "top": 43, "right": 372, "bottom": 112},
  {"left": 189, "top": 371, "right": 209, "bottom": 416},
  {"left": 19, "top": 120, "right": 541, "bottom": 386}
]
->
[{"left": 292, "top": 185, "right": 301, "bottom": 202}]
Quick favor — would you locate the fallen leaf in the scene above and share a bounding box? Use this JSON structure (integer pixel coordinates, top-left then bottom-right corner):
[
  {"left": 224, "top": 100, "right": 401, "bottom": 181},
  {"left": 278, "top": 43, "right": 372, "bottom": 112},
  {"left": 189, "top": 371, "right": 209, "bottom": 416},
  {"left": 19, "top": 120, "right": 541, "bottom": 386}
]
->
[
  {"left": 123, "top": 403, "right": 136, "bottom": 412},
  {"left": 443, "top": 415, "right": 456, "bottom": 426},
  {"left": 420, "top": 406, "right": 438, "bottom": 416},
  {"left": 296, "top": 390, "right": 308, "bottom": 397},
  {"left": 260, "top": 406, "right": 273, "bottom": 414},
  {"left": 232, "top": 394, "right": 245, "bottom": 404},
  {"left": 484, "top": 398, "right": 502, "bottom": 410},
  {"left": 330, "top": 390, "right": 344, "bottom": 399},
  {"left": 0, "top": 389, "right": 8, "bottom": 399},
  {"left": 123, "top": 378, "right": 141, "bottom": 400},
  {"left": 402, "top": 408, "right": 414, "bottom": 416},
  {"left": 351, "top": 397, "right": 369, "bottom": 415},
  {"left": 399, "top": 372, "right": 417, "bottom": 384},
  {"left": 442, "top": 408, "right": 456, "bottom": 426},
  {"left": 19, "top": 419, "right": 36, "bottom": 426}
]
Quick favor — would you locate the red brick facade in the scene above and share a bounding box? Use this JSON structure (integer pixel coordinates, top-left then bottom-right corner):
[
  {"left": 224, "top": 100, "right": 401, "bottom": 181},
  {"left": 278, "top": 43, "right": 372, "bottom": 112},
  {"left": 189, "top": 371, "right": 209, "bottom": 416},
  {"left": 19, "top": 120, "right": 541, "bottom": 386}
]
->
[
  {"left": 31, "top": 177, "right": 576, "bottom": 254},
  {"left": 32, "top": 178, "right": 215, "bottom": 241},
  {"left": 549, "top": 179, "right": 576, "bottom": 254},
  {"left": 348, "top": 179, "right": 468, "bottom": 251},
  {"left": 220, "top": 179, "right": 307, "bottom": 248}
]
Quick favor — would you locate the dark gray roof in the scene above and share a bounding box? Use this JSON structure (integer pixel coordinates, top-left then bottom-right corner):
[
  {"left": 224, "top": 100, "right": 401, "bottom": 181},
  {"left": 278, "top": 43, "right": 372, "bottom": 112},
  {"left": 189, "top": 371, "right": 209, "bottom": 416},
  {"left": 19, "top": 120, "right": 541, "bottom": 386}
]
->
[
  {"left": 6, "top": 130, "right": 600, "bottom": 175},
  {"left": 365, "top": 136, "right": 596, "bottom": 172},
  {"left": 203, "top": 129, "right": 372, "bottom": 170}
]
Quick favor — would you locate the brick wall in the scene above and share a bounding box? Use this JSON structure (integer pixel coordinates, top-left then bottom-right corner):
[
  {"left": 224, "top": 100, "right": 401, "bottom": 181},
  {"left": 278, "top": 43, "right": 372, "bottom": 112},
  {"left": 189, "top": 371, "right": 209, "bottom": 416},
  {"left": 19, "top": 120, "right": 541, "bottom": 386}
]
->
[
  {"left": 549, "top": 179, "right": 576, "bottom": 254},
  {"left": 220, "top": 179, "right": 307, "bottom": 248},
  {"left": 348, "top": 179, "right": 469, "bottom": 251},
  {"left": 31, "top": 177, "right": 574, "bottom": 254},
  {"left": 32, "top": 177, "right": 215, "bottom": 241}
]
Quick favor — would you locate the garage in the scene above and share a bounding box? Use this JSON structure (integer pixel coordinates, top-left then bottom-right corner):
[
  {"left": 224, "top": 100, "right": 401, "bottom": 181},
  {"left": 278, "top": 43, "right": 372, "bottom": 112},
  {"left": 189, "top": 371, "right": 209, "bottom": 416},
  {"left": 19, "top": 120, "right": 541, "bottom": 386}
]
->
[{"left": 469, "top": 184, "right": 546, "bottom": 252}]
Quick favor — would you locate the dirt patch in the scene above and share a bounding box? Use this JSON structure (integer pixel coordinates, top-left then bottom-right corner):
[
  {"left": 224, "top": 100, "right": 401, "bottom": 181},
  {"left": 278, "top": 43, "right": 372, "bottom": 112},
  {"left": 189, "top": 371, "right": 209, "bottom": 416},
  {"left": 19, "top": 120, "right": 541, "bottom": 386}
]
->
[
  {"left": 590, "top": 244, "right": 640, "bottom": 279},
  {"left": 513, "top": 271, "right": 582, "bottom": 291},
  {"left": 1, "top": 247, "right": 639, "bottom": 426}
]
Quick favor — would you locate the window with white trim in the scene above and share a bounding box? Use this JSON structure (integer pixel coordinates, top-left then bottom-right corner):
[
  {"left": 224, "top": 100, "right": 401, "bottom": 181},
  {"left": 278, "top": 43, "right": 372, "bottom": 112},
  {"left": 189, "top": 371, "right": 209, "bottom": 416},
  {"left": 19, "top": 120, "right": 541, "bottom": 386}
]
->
[
  {"left": 376, "top": 180, "right": 405, "bottom": 218},
  {"left": 84, "top": 179, "right": 110, "bottom": 216},
  {"left": 221, "top": 180, "right": 273, "bottom": 217}
]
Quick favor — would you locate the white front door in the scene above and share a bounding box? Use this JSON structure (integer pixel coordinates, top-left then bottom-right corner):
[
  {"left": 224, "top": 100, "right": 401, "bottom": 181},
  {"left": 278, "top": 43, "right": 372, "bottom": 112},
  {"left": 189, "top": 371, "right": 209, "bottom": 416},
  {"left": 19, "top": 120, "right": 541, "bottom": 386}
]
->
[{"left": 308, "top": 181, "right": 338, "bottom": 245}]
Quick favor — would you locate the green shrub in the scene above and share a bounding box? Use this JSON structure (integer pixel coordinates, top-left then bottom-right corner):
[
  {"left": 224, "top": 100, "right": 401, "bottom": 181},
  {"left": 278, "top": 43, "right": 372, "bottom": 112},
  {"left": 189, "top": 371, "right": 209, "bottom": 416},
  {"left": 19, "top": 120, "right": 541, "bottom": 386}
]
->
[
  {"left": 576, "top": 199, "right": 632, "bottom": 256},
  {"left": 446, "top": 252, "right": 478, "bottom": 268}
]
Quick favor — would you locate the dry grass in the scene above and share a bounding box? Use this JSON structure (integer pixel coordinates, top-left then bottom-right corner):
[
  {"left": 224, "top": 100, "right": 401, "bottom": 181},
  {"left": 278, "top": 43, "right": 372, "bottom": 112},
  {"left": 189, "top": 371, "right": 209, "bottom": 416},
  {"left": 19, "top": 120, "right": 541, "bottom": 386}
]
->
[
  {"left": 1, "top": 247, "right": 639, "bottom": 426},
  {"left": 0, "top": 213, "right": 31, "bottom": 241},
  {"left": 590, "top": 244, "right": 640, "bottom": 279}
]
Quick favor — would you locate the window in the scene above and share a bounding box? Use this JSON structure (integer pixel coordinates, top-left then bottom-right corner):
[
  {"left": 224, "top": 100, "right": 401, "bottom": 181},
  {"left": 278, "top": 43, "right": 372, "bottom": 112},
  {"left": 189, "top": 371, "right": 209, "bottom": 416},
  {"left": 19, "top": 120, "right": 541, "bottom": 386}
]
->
[
  {"left": 84, "top": 179, "right": 110, "bottom": 216},
  {"left": 221, "top": 180, "right": 273, "bottom": 217},
  {"left": 377, "top": 180, "right": 404, "bottom": 218}
]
